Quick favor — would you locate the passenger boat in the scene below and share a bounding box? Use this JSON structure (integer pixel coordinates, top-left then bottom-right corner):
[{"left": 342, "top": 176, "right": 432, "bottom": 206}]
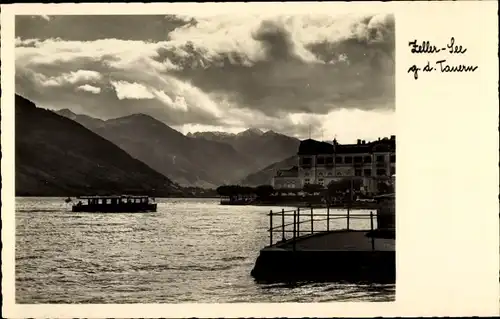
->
[{"left": 71, "top": 195, "right": 157, "bottom": 213}]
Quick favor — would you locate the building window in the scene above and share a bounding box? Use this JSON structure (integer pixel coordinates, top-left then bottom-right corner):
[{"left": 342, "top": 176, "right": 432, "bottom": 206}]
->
[
  {"left": 391, "top": 167, "right": 395, "bottom": 175},
  {"left": 390, "top": 154, "right": 395, "bottom": 163},
  {"left": 364, "top": 155, "right": 372, "bottom": 163},
  {"left": 318, "top": 172, "right": 324, "bottom": 177},
  {"left": 304, "top": 172, "right": 310, "bottom": 177},
  {"left": 301, "top": 157, "right": 312, "bottom": 166},
  {"left": 335, "top": 156, "right": 343, "bottom": 164},
  {"left": 317, "top": 157, "right": 325, "bottom": 165},
  {"left": 376, "top": 155, "right": 385, "bottom": 162},
  {"left": 304, "top": 178, "right": 310, "bottom": 184},
  {"left": 318, "top": 178, "right": 324, "bottom": 185},
  {"left": 376, "top": 168, "right": 386, "bottom": 176},
  {"left": 355, "top": 169, "right": 362, "bottom": 176},
  {"left": 325, "top": 156, "right": 334, "bottom": 165},
  {"left": 344, "top": 156, "right": 352, "bottom": 164},
  {"left": 363, "top": 169, "right": 372, "bottom": 176},
  {"left": 327, "top": 172, "right": 333, "bottom": 176},
  {"left": 337, "top": 171, "right": 342, "bottom": 176},
  {"left": 285, "top": 182, "right": 295, "bottom": 188},
  {"left": 354, "top": 156, "right": 363, "bottom": 164}
]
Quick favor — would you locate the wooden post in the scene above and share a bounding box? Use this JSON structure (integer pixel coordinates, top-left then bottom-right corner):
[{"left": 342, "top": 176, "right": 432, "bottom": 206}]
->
[
  {"left": 327, "top": 205, "right": 330, "bottom": 232},
  {"left": 370, "top": 211, "right": 374, "bottom": 231},
  {"left": 370, "top": 211, "right": 375, "bottom": 250},
  {"left": 297, "top": 207, "right": 300, "bottom": 237},
  {"left": 347, "top": 177, "right": 353, "bottom": 230},
  {"left": 347, "top": 207, "right": 350, "bottom": 230},
  {"left": 293, "top": 210, "right": 297, "bottom": 251},
  {"left": 281, "top": 208, "right": 285, "bottom": 240},
  {"left": 269, "top": 210, "right": 273, "bottom": 246},
  {"left": 310, "top": 206, "right": 314, "bottom": 234},
  {"left": 350, "top": 177, "right": 354, "bottom": 202}
]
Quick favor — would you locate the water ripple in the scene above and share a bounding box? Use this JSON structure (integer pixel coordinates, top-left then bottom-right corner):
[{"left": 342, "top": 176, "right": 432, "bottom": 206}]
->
[{"left": 16, "top": 197, "right": 395, "bottom": 303}]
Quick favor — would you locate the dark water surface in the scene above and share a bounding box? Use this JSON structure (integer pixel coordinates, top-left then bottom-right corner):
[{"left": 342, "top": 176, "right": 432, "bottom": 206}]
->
[{"left": 16, "top": 197, "right": 395, "bottom": 303}]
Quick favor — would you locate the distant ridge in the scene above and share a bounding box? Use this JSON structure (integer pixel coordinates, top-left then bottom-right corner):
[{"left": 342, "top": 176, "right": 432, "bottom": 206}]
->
[
  {"left": 188, "top": 129, "right": 300, "bottom": 173},
  {"left": 57, "top": 110, "right": 301, "bottom": 188},
  {"left": 240, "top": 155, "right": 298, "bottom": 186},
  {"left": 15, "top": 94, "right": 182, "bottom": 197}
]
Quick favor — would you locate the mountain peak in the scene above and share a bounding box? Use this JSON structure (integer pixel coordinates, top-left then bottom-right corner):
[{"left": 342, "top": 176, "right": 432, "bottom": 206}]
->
[
  {"left": 238, "top": 128, "right": 264, "bottom": 137},
  {"left": 263, "top": 129, "right": 278, "bottom": 136},
  {"left": 15, "top": 94, "right": 178, "bottom": 197},
  {"left": 124, "top": 113, "right": 156, "bottom": 121},
  {"left": 56, "top": 108, "right": 76, "bottom": 116},
  {"left": 108, "top": 113, "right": 161, "bottom": 126},
  {"left": 189, "top": 131, "right": 235, "bottom": 138}
]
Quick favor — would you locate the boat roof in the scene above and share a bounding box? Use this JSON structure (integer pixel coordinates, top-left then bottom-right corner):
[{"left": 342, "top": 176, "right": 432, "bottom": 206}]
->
[{"left": 77, "top": 195, "right": 151, "bottom": 199}]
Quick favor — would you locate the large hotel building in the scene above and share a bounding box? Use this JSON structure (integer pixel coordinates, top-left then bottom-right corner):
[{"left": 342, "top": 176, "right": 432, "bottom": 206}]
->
[{"left": 272, "top": 135, "right": 396, "bottom": 194}]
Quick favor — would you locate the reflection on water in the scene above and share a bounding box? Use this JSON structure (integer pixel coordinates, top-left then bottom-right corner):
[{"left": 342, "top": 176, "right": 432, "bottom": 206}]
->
[{"left": 16, "top": 197, "right": 395, "bottom": 303}]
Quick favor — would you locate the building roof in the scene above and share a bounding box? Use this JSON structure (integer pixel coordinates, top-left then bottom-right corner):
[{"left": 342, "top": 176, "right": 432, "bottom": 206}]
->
[
  {"left": 335, "top": 143, "right": 373, "bottom": 154},
  {"left": 298, "top": 139, "right": 334, "bottom": 155},
  {"left": 276, "top": 166, "right": 299, "bottom": 177},
  {"left": 298, "top": 136, "right": 395, "bottom": 155}
]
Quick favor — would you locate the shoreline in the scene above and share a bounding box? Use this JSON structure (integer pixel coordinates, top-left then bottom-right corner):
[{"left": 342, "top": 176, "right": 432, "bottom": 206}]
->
[
  {"left": 15, "top": 196, "right": 379, "bottom": 210},
  {"left": 222, "top": 201, "right": 379, "bottom": 209},
  {"left": 15, "top": 195, "right": 219, "bottom": 199}
]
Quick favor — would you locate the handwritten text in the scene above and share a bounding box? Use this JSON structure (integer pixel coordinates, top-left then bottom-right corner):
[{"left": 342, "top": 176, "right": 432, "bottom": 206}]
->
[{"left": 407, "top": 37, "right": 478, "bottom": 80}]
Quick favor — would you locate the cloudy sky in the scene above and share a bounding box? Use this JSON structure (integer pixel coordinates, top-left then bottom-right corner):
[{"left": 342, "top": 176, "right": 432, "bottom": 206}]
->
[{"left": 15, "top": 13, "right": 395, "bottom": 142}]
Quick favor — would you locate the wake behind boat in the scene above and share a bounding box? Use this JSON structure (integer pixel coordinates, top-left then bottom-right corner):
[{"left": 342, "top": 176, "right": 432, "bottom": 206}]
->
[{"left": 70, "top": 195, "right": 157, "bottom": 213}]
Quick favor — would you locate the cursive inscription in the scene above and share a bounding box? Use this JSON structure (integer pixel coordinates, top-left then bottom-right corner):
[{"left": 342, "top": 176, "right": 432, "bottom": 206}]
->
[
  {"left": 435, "top": 60, "right": 478, "bottom": 73},
  {"left": 446, "top": 37, "right": 467, "bottom": 54},
  {"left": 408, "top": 37, "right": 467, "bottom": 54},
  {"left": 409, "top": 40, "right": 442, "bottom": 54},
  {"left": 407, "top": 37, "right": 477, "bottom": 80}
]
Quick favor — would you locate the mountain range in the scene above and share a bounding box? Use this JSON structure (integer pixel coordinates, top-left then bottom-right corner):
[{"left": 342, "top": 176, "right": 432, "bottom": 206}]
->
[
  {"left": 55, "top": 109, "right": 300, "bottom": 188},
  {"left": 15, "top": 94, "right": 182, "bottom": 197},
  {"left": 187, "top": 129, "right": 300, "bottom": 172},
  {"left": 239, "top": 155, "right": 298, "bottom": 186}
]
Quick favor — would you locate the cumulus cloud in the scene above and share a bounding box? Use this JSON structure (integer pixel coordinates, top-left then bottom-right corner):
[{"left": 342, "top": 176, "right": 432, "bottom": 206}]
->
[
  {"left": 39, "top": 70, "right": 102, "bottom": 87},
  {"left": 15, "top": 13, "right": 395, "bottom": 141},
  {"left": 111, "top": 81, "right": 155, "bottom": 100},
  {"left": 77, "top": 84, "right": 101, "bottom": 94},
  {"left": 16, "top": 15, "right": 191, "bottom": 42}
]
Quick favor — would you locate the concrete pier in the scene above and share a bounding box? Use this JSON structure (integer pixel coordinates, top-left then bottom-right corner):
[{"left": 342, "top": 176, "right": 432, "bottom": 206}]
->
[{"left": 251, "top": 194, "right": 395, "bottom": 283}]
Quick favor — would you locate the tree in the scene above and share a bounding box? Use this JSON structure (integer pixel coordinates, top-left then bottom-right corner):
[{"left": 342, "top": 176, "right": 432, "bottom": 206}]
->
[
  {"left": 288, "top": 188, "right": 302, "bottom": 196},
  {"left": 326, "top": 178, "right": 363, "bottom": 201},
  {"left": 255, "top": 185, "right": 274, "bottom": 199},
  {"left": 303, "top": 183, "right": 324, "bottom": 195},
  {"left": 243, "top": 186, "right": 256, "bottom": 196},
  {"left": 216, "top": 185, "right": 239, "bottom": 199},
  {"left": 327, "top": 178, "right": 360, "bottom": 193},
  {"left": 377, "top": 179, "right": 394, "bottom": 195},
  {"left": 231, "top": 185, "right": 245, "bottom": 198},
  {"left": 216, "top": 185, "right": 230, "bottom": 197}
]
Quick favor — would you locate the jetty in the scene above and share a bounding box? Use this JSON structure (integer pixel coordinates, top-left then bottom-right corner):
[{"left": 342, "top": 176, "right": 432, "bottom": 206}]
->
[{"left": 251, "top": 194, "right": 395, "bottom": 283}]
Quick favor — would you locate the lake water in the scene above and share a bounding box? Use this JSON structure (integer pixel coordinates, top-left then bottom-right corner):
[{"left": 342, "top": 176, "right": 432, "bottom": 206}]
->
[{"left": 15, "top": 197, "right": 395, "bottom": 303}]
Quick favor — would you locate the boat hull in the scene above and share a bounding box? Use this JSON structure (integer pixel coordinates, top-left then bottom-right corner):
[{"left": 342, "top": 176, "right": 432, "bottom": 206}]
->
[{"left": 71, "top": 203, "right": 157, "bottom": 213}]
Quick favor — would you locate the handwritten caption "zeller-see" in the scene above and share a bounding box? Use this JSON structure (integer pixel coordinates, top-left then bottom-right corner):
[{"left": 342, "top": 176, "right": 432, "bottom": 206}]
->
[{"left": 407, "top": 37, "right": 478, "bottom": 80}]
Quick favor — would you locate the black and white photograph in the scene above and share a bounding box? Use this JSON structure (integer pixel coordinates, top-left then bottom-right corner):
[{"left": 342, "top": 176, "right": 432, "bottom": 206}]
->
[{"left": 12, "top": 11, "right": 396, "bottom": 303}]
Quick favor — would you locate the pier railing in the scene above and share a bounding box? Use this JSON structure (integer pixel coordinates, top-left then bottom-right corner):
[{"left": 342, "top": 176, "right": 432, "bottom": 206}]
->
[{"left": 267, "top": 207, "right": 384, "bottom": 248}]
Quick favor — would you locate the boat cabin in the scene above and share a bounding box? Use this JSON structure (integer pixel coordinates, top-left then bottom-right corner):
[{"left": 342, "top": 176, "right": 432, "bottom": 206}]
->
[
  {"left": 72, "top": 195, "right": 157, "bottom": 213},
  {"left": 81, "top": 195, "right": 151, "bottom": 205}
]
